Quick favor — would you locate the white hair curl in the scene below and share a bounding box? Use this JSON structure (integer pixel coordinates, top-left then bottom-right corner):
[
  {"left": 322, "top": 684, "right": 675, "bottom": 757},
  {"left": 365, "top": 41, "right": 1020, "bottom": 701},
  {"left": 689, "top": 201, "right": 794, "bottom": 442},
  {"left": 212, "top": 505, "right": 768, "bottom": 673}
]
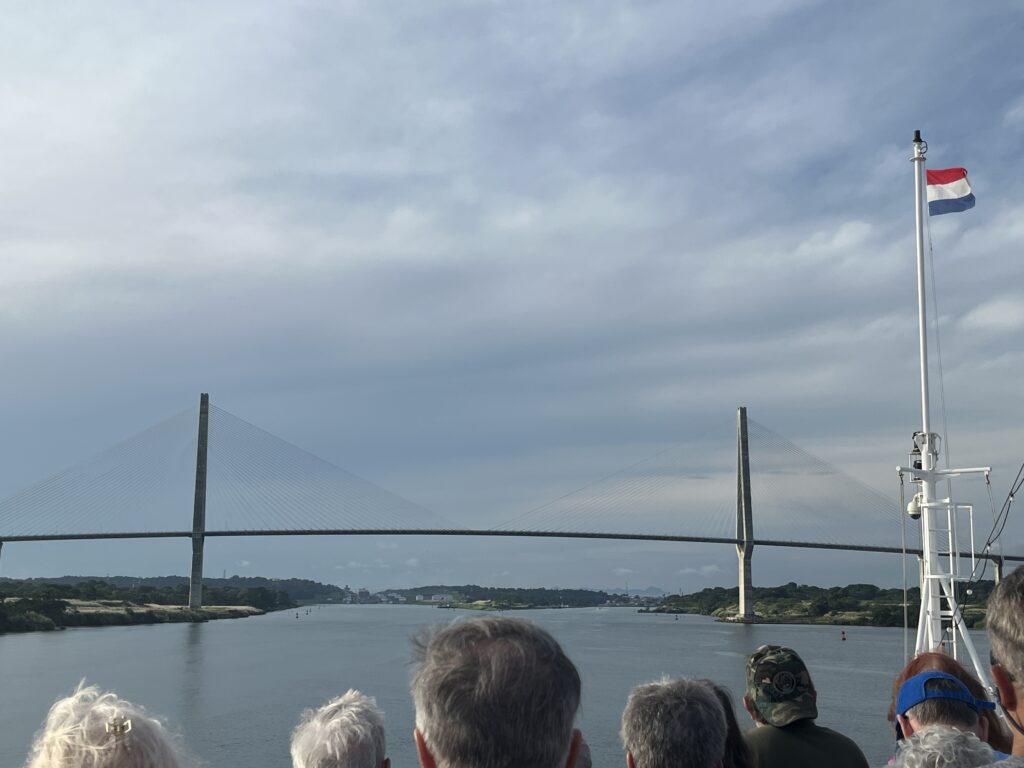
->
[
  {"left": 290, "top": 690, "right": 386, "bottom": 768},
  {"left": 893, "top": 726, "right": 994, "bottom": 768},
  {"left": 23, "top": 681, "right": 195, "bottom": 768}
]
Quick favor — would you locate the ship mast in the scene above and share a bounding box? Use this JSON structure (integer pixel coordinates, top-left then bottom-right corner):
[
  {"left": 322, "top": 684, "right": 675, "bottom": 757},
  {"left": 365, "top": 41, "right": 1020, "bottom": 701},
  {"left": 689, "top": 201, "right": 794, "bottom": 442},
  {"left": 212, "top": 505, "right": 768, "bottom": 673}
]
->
[{"left": 902, "top": 130, "right": 990, "bottom": 684}]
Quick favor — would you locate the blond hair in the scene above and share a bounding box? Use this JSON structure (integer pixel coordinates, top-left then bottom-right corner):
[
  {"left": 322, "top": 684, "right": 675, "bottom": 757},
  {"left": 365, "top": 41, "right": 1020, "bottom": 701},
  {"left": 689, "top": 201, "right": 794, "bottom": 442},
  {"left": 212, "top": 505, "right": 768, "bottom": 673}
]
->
[{"left": 24, "top": 681, "right": 194, "bottom": 768}]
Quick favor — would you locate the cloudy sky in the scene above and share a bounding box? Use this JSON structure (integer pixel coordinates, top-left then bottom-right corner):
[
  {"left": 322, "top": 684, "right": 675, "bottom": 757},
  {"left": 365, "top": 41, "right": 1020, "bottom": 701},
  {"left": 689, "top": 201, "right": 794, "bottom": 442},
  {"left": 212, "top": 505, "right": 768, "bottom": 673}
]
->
[{"left": 2, "top": 2, "right": 1023, "bottom": 593}]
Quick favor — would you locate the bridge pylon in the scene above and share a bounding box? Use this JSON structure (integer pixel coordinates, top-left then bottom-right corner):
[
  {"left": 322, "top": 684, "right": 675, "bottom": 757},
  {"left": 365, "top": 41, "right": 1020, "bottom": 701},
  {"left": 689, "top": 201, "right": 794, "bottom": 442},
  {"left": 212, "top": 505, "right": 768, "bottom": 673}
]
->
[
  {"left": 188, "top": 393, "right": 210, "bottom": 610},
  {"left": 736, "top": 406, "right": 755, "bottom": 620}
]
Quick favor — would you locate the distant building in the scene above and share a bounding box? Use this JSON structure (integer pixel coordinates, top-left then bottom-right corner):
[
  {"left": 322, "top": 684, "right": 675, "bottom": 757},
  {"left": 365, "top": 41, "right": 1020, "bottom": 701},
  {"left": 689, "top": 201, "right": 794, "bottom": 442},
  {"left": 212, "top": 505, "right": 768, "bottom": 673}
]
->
[
  {"left": 431, "top": 593, "right": 454, "bottom": 603},
  {"left": 415, "top": 595, "right": 425, "bottom": 602}
]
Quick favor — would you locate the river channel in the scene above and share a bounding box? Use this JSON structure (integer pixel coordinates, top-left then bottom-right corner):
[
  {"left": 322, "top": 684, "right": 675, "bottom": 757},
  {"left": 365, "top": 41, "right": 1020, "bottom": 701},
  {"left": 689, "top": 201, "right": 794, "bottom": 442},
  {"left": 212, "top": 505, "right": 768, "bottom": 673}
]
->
[{"left": 0, "top": 605, "right": 991, "bottom": 767}]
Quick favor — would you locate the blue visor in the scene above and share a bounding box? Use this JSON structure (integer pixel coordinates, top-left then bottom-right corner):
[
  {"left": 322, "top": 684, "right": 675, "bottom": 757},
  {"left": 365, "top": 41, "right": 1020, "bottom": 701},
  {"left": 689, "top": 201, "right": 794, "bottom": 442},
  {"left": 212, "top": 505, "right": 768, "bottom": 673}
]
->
[{"left": 896, "top": 670, "right": 995, "bottom": 715}]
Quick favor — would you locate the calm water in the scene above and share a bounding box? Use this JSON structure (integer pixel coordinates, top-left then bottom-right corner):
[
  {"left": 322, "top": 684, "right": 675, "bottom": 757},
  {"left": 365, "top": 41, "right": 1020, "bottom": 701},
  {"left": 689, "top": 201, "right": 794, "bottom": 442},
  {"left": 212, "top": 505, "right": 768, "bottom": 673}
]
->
[{"left": 0, "top": 606, "right": 992, "bottom": 767}]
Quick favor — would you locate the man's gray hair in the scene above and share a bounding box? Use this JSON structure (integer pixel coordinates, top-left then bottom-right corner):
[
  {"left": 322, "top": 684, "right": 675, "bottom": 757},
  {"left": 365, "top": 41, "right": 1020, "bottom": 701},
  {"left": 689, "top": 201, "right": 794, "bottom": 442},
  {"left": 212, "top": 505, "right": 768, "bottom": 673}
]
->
[
  {"left": 291, "top": 689, "right": 386, "bottom": 768},
  {"left": 410, "top": 616, "right": 581, "bottom": 768},
  {"left": 24, "top": 681, "right": 194, "bottom": 768},
  {"left": 988, "top": 565, "right": 1024, "bottom": 683},
  {"left": 893, "top": 725, "right": 994, "bottom": 768},
  {"left": 620, "top": 677, "right": 727, "bottom": 768},
  {"left": 905, "top": 678, "right": 979, "bottom": 730}
]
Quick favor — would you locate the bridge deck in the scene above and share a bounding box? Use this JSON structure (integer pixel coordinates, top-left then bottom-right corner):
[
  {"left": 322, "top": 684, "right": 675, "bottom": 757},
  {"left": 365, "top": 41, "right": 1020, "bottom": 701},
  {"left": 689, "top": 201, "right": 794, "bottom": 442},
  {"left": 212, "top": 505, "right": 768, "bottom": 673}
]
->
[{"left": 1, "top": 529, "right": 1020, "bottom": 562}]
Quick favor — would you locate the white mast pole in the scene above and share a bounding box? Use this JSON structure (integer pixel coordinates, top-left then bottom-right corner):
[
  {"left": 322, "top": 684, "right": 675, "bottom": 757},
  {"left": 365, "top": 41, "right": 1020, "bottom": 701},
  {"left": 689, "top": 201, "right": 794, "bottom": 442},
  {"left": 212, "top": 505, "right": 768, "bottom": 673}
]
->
[{"left": 912, "top": 130, "right": 943, "bottom": 651}]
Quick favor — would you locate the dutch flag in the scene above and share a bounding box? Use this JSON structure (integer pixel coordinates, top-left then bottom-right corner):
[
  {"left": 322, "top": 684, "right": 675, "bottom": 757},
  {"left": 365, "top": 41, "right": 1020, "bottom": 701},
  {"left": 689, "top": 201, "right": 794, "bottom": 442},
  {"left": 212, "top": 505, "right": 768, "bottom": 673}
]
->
[{"left": 926, "top": 168, "right": 975, "bottom": 216}]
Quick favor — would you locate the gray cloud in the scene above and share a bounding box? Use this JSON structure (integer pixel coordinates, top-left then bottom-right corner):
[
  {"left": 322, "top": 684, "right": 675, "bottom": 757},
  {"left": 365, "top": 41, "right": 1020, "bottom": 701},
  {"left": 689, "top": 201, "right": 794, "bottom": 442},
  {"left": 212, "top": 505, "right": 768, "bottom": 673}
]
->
[{"left": 1, "top": 2, "right": 1023, "bottom": 590}]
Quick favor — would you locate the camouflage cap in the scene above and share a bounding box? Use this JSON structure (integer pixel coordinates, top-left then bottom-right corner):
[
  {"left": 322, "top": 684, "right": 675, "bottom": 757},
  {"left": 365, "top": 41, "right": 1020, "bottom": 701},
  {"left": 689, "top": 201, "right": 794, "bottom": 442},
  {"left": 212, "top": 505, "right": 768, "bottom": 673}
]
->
[{"left": 745, "top": 644, "right": 818, "bottom": 727}]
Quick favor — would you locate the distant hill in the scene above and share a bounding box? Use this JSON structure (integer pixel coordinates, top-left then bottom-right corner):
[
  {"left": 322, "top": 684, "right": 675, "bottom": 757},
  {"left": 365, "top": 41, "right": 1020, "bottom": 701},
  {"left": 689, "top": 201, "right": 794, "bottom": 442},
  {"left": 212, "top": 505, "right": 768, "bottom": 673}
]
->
[
  {"left": 596, "top": 586, "right": 666, "bottom": 597},
  {"left": 384, "top": 584, "right": 619, "bottom": 607}
]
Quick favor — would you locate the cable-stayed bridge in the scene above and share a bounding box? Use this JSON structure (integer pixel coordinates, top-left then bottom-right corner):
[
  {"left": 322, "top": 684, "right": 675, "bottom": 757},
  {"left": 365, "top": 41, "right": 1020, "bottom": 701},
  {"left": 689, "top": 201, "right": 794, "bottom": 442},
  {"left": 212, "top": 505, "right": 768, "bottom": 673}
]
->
[{"left": 0, "top": 394, "right": 1017, "bottom": 610}]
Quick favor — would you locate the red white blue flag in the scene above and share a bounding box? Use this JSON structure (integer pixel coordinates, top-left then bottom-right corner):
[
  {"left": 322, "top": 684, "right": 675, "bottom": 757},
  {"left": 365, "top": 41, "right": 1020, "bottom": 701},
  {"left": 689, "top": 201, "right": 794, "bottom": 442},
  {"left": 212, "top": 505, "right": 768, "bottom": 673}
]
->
[{"left": 926, "top": 168, "right": 975, "bottom": 215}]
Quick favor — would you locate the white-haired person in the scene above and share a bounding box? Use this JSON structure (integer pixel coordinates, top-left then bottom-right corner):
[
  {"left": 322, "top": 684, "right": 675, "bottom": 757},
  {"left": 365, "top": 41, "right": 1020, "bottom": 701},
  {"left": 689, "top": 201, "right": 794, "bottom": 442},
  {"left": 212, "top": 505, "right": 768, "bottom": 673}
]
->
[
  {"left": 23, "top": 681, "right": 195, "bottom": 768},
  {"left": 291, "top": 689, "right": 389, "bottom": 768},
  {"left": 892, "top": 725, "right": 995, "bottom": 768}
]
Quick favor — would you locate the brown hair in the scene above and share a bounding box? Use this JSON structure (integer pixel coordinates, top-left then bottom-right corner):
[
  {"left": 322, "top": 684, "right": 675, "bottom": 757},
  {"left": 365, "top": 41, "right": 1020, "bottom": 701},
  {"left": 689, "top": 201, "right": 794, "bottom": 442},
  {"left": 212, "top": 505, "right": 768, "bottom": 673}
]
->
[
  {"left": 887, "top": 651, "right": 1011, "bottom": 754},
  {"left": 700, "top": 680, "right": 752, "bottom": 768}
]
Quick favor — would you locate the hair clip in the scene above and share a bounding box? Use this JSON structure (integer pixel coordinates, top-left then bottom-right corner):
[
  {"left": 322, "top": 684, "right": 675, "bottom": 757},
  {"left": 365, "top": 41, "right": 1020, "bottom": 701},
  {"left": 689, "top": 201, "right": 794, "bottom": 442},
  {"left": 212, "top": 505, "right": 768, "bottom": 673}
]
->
[{"left": 105, "top": 715, "right": 133, "bottom": 748}]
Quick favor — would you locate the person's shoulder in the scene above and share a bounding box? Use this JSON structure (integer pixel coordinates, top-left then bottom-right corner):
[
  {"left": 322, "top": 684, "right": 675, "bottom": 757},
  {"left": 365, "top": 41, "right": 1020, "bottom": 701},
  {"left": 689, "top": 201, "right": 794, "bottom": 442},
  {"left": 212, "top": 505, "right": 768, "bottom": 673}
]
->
[
  {"left": 804, "top": 723, "right": 869, "bottom": 765},
  {"left": 814, "top": 723, "right": 863, "bottom": 745},
  {"left": 742, "top": 726, "right": 779, "bottom": 747}
]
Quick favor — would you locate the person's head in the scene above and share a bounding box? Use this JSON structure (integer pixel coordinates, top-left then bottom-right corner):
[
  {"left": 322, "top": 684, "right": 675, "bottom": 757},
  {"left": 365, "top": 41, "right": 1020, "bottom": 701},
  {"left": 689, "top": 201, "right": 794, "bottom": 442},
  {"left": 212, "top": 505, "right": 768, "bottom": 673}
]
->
[
  {"left": 620, "top": 677, "right": 726, "bottom": 768},
  {"left": 892, "top": 726, "right": 994, "bottom": 768},
  {"left": 988, "top": 565, "right": 1024, "bottom": 748},
  {"left": 410, "top": 616, "right": 582, "bottom": 768},
  {"left": 699, "top": 681, "right": 752, "bottom": 768},
  {"left": 887, "top": 651, "right": 1009, "bottom": 753},
  {"left": 24, "top": 681, "right": 193, "bottom": 768},
  {"left": 895, "top": 671, "right": 994, "bottom": 742},
  {"left": 291, "top": 690, "right": 389, "bottom": 768},
  {"left": 742, "top": 645, "right": 817, "bottom": 727}
]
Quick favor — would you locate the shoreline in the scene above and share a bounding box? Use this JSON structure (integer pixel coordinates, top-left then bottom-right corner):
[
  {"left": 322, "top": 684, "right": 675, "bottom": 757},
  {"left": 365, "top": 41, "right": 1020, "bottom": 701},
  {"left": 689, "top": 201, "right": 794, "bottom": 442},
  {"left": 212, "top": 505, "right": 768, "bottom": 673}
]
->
[{"left": 0, "top": 598, "right": 264, "bottom": 634}]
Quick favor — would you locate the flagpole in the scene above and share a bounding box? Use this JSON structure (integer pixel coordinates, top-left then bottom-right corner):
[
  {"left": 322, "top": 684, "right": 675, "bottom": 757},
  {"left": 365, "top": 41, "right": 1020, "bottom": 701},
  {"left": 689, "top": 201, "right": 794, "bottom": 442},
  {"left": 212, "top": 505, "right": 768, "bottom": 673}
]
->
[
  {"left": 900, "top": 132, "right": 990, "bottom": 686},
  {"left": 911, "top": 130, "right": 943, "bottom": 651}
]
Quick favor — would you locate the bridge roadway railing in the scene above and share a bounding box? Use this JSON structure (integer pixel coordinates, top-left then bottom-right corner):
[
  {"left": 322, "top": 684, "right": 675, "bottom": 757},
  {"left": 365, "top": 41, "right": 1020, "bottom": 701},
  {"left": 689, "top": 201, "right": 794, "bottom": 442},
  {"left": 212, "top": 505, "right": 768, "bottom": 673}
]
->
[{"left": 1, "top": 529, "right": 1022, "bottom": 563}]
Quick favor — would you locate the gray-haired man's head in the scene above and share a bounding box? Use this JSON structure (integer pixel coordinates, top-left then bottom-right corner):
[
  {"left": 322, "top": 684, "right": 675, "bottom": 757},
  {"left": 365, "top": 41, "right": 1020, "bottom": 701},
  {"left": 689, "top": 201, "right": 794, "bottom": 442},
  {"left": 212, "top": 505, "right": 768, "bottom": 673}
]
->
[
  {"left": 410, "top": 616, "right": 582, "bottom": 768},
  {"left": 291, "top": 689, "right": 389, "bottom": 768},
  {"left": 987, "top": 565, "right": 1024, "bottom": 752},
  {"left": 988, "top": 566, "right": 1024, "bottom": 684},
  {"left": 896, "top": 674, "right": 985, "bottom": 740},
  {"left": 620, "top": 677, "right": 727, "bottom": 768}
]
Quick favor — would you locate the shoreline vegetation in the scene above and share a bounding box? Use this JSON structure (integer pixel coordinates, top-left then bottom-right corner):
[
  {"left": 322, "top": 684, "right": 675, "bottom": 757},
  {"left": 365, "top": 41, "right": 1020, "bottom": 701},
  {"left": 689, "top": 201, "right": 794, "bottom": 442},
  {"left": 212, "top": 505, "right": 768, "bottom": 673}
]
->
[
  {"left": 0, "top": 577, "right": 996, "bottom": 634},
  {"left": 381, "top": 582, "right": 994, "bottom": 628},
  {"left": 647, "top": 582, "right": 990, "bottom": 628}
]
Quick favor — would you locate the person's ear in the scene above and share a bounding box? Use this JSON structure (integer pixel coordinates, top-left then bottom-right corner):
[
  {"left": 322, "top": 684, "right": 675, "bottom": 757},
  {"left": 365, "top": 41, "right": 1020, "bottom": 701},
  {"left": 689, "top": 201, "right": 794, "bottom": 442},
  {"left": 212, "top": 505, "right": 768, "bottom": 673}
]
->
[
  {"left": 993, "top": 664, "right": 1019, "bottom": 713},
  {"left": 896, "top": 714, "right": 914, "bottom": 738},
  {"left": 414, "top": 729, "right": 436, "bottom": 768},
  {"left": 626, "top": 751, "right": 637, "bottom": 768},
  {"left": 564, "top": 729, "right": 582, "bottom": 768},
  {"left": 976, "top": 712, "right": 990, "bottom": 742},
  {"left": 742, "top": 694, "right": 760, "bottom": 724}
]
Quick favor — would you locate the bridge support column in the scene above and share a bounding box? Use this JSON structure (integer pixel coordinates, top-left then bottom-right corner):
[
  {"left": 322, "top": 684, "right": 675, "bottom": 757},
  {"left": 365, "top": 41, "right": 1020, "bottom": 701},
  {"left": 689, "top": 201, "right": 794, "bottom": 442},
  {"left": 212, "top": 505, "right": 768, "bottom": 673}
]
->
[
  {"left": 188, "top": 393, "right": 210, "bottom": 611},
  {"left": 994, "top": 556, "right": 1004, "bottom": 584},
  {"left": 736, "top": 407, "right": 755, "bottom": 621}
]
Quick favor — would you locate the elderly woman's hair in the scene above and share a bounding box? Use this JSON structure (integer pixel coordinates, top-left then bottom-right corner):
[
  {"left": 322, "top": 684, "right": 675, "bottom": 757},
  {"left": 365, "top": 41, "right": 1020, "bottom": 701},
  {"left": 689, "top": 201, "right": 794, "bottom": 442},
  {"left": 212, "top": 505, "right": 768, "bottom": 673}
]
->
[
  {"left": 893, "top": 726, "right": 994, "bottom": 768},
  {"left": 290, "top": 690, "right": 387, "bottom": 768},
  {"left": 24, "top": 681, "right": 193, "bottom": 768},
  {"left": 698, "top": 680, "right": 752, "bottom": 768}
]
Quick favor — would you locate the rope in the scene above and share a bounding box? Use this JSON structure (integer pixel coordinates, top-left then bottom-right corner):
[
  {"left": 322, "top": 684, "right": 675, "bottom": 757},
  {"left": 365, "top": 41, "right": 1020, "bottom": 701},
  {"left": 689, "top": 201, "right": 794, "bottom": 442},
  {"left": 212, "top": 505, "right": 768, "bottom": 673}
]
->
[
  {"left": 900, "top": 471, "right": 909, "bottom": 665},
  {"left": 0, "top": 402, "right": 453, "bottom": 537}
]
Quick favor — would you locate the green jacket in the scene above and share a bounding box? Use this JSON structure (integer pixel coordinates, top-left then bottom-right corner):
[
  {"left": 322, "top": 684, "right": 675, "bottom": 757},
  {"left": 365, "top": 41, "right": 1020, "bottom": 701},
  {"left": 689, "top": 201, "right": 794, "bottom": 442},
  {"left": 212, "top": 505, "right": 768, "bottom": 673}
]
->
[{"left": 743, "top": 719, "right": 869, "bottom": 768}]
